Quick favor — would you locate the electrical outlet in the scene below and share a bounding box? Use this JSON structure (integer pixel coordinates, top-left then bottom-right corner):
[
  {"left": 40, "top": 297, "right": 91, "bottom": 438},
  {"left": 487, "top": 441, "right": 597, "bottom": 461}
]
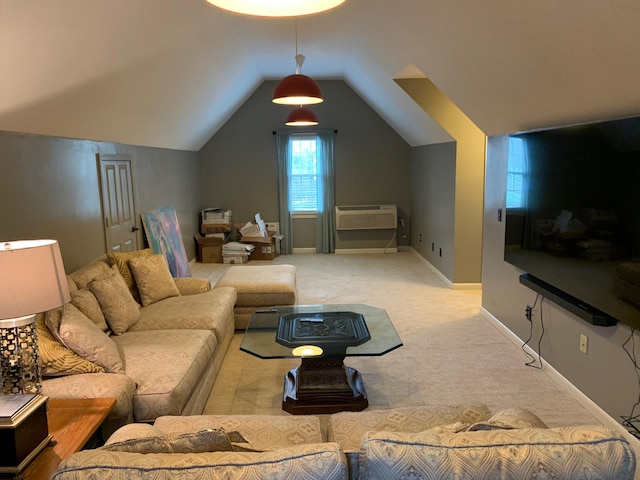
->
[{"left": 579, "top": 334, "right": 588, "bottom": 354}]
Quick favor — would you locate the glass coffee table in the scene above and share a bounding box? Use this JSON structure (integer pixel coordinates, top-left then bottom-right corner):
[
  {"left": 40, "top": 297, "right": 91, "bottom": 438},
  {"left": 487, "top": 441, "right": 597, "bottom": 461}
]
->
[{"left": 241, "top": 304, "right": 403, "bottom": 414}]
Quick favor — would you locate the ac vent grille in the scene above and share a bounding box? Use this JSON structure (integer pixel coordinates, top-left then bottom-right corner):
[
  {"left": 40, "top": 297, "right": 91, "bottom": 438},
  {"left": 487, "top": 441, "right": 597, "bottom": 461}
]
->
[{"left": 335, "top": 204, "right": 397, "bottom": 230}]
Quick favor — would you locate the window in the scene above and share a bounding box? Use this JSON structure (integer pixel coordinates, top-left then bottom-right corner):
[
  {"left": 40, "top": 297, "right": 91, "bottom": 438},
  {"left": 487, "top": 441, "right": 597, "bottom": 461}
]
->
[
  {"left": 506, "top": 136, "right": 527, "bottom": 209},
  {"left": 289, "top": 134, "right": 318, "bottom": 212}
]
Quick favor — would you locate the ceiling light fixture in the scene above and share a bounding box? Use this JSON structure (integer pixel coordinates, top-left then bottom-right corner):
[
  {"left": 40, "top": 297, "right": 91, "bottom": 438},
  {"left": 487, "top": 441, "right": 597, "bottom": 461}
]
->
[
  {"left": 205, "top": 0, "right": 347, "bottom": 17},
  {"left": 273, "top": 20, "right": 323, "bottom": 105},
  {"left": 285, "top": 107, "right": 319, "bottom": 126}
]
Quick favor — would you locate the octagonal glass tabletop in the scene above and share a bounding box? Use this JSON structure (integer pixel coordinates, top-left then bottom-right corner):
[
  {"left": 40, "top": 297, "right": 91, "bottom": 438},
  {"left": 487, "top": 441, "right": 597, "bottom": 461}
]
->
[{"left": 240, "top": 304, "right": 403, "bottom": 359}]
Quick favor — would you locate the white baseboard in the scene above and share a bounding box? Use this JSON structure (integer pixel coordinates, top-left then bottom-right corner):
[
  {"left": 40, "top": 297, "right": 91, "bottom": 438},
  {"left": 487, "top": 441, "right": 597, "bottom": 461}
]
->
[
  {"left": 334, "top": 248, "right": 398, "bottom": 254},
  {"left": 480, "top": 306, "right": 640, "bottom": 447},
  {"left": 410, "top": 248, "right": 480, "bottom": 290},
  {"left": 292, "top": 248, "right": 317, "bottom": 254}
]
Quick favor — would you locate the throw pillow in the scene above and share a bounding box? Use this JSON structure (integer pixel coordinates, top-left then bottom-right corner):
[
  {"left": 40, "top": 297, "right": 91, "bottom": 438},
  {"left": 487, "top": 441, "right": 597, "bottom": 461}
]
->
[
  {"left": 58, "top": 303, "right": 124, "bottom": 374},
  {"left": 89, "top": 265, "right": 141, "bottom": 335},
  {"left": 102, "top": 428, "right": 233, "bottom": 454},
  {"left": 129, "top": 254, "right": 180, "bottom": 306},
  {"left": 107, "top": 249, "right": 153, "bottom": 302},
  {"left": 104, "top": 424, "right": 165, "bottom": 446},
  {"left": 70, "top": 289, "right": 109, "bottom": 332},
  {"left": 467, "top": 407, "right": 548, "bottom": 431},
  {"left": 37, "top": 313, "right": 105, "bottom": 376}
]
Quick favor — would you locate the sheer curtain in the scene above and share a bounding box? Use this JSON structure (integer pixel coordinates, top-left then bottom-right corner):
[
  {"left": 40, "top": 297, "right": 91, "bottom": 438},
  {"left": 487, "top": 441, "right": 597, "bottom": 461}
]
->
[
  {"left": 275, "top": 132, "right": 293, "bottom": 254},
  {"left": 316, "top": 130, "right": 335, "bottom": 253}
]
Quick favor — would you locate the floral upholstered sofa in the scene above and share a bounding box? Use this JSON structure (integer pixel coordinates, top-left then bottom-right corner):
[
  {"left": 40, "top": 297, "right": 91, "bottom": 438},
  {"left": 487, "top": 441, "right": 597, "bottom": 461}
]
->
[
  {"left": 53, "top": 404, "right": 636, "bottom": 479},
  {"left": 38, "top": 249, "right": 237, "bottom": 436}
]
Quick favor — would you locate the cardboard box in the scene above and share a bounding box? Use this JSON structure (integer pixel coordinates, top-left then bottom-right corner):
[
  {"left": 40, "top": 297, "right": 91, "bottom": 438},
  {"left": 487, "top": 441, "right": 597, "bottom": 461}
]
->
[
  {"left": 248, "top": 237, "right": 277, "bottom": 261},
  {"left": 223, "top": 254, "right": 249, "bottom": 264},
  {"left": 201, "top": 224, "right": 231, "bottom": 235},
  {"left": 195, "top": 234, "right": 225, "bottom": 263}
]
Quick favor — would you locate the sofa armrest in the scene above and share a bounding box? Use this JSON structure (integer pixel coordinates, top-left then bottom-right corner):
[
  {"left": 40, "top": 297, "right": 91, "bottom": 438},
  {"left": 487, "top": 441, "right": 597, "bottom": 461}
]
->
[
  {"left": 173, "top": 277, "right": 211, "bottom": 295},
  {"left": 42, "top": 373, "right": 137, "bottom": 437}
]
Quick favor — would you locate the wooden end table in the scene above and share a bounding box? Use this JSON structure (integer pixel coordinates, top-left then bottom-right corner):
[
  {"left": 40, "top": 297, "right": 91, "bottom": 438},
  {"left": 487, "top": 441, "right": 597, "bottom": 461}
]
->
[{"left": 19, "top": 397, "right": 116, "bottom": 480}]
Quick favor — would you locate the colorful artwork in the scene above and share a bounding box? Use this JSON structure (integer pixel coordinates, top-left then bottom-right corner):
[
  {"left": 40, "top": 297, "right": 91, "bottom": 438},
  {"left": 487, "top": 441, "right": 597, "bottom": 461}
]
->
[{"left": 141, "top": 205, "right": 191, "bottom": 277}]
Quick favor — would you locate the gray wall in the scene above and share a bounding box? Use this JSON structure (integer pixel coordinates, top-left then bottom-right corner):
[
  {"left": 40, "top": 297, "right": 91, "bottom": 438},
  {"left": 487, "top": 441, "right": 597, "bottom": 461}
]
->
[
  {"left": 198, "top": 80, "right": 411, "bottom": 250},
  {"left": 0, "top": 131, "right": 199, "bottom": 272},
  {"left": 410, "top": 142, "right": 456, "bottom": 280},
  {"left": 482, "top": 134, "right": 639, "bottom": 427}
]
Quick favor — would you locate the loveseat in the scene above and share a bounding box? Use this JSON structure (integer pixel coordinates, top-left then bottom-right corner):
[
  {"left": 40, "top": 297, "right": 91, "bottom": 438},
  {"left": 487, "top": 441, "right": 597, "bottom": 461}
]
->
[
  {"left": 38, "top": 249, "right": 237, "bottom": 436},
  {"left": 53, "top": 404, "right": 636, "bottom": 479}
]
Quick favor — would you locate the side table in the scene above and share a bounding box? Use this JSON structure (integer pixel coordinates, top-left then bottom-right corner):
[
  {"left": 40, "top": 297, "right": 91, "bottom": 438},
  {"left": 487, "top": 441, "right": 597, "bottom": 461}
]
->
[{"left": 20, "top": 397, "right": 116, "bottom": 480}]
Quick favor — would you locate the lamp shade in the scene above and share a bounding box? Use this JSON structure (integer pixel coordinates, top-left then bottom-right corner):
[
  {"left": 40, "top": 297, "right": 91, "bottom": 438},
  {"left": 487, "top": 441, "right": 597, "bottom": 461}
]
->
[
  {"left": 273, "top": 74, "right": 323, "bottom": 105},
  {"left": 0, "top": 240, "right": 70, "bottom": 320},
  {"left": 205, "top": 0, "right": 347, "bottom": 17},
  {"left": 285, "top": 107, "right": 319, "bottom": 126}
]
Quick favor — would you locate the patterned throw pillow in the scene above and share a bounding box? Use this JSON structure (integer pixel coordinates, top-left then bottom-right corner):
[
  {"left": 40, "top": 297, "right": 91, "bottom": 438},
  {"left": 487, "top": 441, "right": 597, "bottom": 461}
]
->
[
  {"left": 466, "top": 407, "right": 548, "bottom": 431},
  {"left": 107, "top": 249, "right": 153, "bottom": 303},
  {"left": 102, "top": 429, "right": 233, "bottom": 454},
  {"left": 89, "top": 266, "right": 141, "bottom": 335},
  {"left": 129, "top": 254, "right": 180, "bottom": 306},
  {"left": 70, "top": 289, "right": 109, "bottom": 332},
  {"left": 37, "top": 313, "right": 105, "bottom": 376},
  {"left": 58, "top": 303, "right": 124, "bottom": 374}
]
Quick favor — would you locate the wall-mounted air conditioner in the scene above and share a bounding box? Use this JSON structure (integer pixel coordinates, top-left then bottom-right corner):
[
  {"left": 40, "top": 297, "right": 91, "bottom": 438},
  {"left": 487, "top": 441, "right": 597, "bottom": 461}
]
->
[{"left": 335, "top": 204, "right": 397, "bottom": 230}]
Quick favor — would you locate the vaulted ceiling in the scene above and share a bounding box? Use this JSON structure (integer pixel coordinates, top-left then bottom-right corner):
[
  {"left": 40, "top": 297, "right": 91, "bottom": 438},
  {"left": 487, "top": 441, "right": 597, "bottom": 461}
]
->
[{"left": 1, "top": 0, "right": 640, "bottom": 151}]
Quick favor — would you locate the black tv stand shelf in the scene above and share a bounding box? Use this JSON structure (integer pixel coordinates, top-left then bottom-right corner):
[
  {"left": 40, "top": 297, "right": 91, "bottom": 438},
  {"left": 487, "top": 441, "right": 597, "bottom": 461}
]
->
[{"left": 519, "top": 273, "right": 617, "bottom": 327}]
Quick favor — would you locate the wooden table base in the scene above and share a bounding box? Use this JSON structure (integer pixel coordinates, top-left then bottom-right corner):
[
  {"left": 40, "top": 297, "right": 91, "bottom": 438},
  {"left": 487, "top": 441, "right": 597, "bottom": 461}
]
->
[{"left": 282, "top": 356, "right": 368, "bottom": 414}]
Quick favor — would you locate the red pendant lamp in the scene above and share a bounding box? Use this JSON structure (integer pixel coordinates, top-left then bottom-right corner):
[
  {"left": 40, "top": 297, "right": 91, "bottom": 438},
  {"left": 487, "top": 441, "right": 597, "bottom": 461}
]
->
[
  {"left": 285, "top": 107, "right": 319, "bottom": 126},
  {"left": 273, "top": 54, "right": 323, "bottom": 105}
]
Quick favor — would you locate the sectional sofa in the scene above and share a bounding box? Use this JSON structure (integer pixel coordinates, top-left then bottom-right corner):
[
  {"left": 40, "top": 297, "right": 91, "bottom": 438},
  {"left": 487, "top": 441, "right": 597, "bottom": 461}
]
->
[
  {"left": 53, "top": 404, "right": 636, "bottom": 479},
  {"left": 38, "top": 249, "right": 237, "bottom": 436}
]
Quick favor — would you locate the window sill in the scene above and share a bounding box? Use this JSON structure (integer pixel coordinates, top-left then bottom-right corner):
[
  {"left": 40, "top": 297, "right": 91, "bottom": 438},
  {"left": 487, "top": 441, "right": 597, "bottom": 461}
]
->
[{"left": 292, "top": 212, "right": 317, "bottom": 219}]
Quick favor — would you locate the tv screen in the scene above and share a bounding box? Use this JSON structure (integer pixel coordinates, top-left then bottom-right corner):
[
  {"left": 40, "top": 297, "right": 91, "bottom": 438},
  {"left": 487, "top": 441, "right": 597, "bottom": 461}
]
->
[{"left": 504, "top": 115, "right": 640, "bottom": 329}]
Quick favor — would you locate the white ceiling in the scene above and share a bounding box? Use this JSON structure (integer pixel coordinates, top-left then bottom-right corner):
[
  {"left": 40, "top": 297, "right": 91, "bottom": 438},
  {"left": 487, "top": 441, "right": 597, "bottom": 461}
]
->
[{"left": 1, "top": 0, "right": 640, "bottom": 151}]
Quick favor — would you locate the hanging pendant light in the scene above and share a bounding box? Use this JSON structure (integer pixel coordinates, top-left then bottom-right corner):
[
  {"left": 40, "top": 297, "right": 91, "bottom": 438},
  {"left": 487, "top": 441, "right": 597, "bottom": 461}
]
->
[
  {"left": 285, "top": 107, "right": 319, "bottom": 126},
  {"left": 273, "top": 20, "right": 323, "bottom": 105},
  {"left": 205, "top": 0, "right": 347, "bottom": 17},
  {"left": 273, "top": 55, "right": 323, "bottom": 105}
]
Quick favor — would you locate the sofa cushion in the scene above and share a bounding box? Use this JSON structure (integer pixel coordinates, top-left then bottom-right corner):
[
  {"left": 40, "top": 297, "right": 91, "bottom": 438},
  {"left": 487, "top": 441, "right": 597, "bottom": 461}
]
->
[
  {"left": 89, "top": 266, "right": 141, "bottom": 335},
  {"left": 327, "top": 403, "right": 492, "bottom": 480},
  {"left": 53, "top": 442, "right": 349, "bottom": 480},
  {"left": 359, "top": 426, "right": 636, "bottom": 480},
  {"left": 111, "top": 329, "right": 217, "bottom": 422},
  {"left": 129, "top": 254, "right": 180, "bottom": 306},
  {"left": 42, "top": 373, "right": 137, "bottom": 438},
  {"left": 128, "top": 287, "right": 236, "bottom": 346},
  {"left": 70, "top": 289, "right": 108, "bottom": 332},
  {"left": 107, "top": 248, "right": 153, "bottom": 303},
  {"left": 102, "top": 428, "right": 233, "bottom": 454},
  {"left": 57, "top": 303, "right": 124, "bottom": 374},
  {"left": 37, "top": 313, "right": 105, "bottom": 376}
]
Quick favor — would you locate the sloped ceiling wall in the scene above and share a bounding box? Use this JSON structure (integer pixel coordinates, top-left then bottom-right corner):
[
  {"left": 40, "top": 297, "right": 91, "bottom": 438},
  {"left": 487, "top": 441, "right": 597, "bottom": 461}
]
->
[{"left": 0, "top": 0, "right": 639, "bottom": 151}]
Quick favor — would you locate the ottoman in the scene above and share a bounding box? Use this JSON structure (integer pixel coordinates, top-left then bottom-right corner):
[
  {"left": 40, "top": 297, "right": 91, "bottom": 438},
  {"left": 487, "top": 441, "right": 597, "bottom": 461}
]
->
[{"left": 215, "top": 264, "right": 297, "bottom": 329}]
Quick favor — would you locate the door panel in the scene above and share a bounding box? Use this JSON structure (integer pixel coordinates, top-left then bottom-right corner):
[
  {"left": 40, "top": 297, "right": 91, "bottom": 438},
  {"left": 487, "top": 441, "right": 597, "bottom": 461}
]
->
[{"left": 98, "top": 155, "right": 138, "bottom": 253}]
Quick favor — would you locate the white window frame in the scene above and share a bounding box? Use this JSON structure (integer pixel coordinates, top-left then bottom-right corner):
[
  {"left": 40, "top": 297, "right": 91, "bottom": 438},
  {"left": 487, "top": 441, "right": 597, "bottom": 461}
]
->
[{"left": 289, "top": 133, "right": 319, "bottom": 218}]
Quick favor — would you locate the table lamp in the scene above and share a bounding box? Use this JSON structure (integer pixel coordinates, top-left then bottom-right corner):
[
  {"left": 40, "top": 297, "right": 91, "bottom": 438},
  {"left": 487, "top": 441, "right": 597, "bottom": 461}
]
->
[{"left": 0, "top": 240, "right": 70, "bottom": 395}]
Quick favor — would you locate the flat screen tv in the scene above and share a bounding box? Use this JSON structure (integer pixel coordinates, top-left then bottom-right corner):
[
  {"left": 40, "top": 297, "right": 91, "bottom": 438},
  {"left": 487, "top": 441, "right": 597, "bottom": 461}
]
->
[{"left": 504, "top": 115, "right": 640, "bottom": 329}]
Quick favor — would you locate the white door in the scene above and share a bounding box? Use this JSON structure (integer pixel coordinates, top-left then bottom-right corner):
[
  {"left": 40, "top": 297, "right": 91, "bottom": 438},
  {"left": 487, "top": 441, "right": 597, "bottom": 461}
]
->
[{"left": 97, "top": 154, "right": 139, "bottom": 253}]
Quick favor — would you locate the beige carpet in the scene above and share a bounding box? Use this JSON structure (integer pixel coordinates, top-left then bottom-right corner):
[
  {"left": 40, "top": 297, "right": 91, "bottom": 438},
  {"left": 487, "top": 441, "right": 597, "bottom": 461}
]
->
[{"left": 192, "top": 250, "right": 598, "bottom": 427}]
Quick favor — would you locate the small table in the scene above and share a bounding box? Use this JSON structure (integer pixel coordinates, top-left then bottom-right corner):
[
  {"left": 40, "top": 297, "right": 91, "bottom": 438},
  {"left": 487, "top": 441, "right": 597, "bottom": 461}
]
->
[
  {"left": 241, "top": 304, "right": 403, "bottom": 415},
  {"left": 20, "top": 398, "right": 116, "bottom": 480}
]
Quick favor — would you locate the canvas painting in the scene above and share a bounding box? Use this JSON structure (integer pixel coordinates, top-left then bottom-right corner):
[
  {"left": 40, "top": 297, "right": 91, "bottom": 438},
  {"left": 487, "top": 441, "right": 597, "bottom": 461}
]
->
[{"left": 141, "top": 205, "right": 191, "bottom": 277}]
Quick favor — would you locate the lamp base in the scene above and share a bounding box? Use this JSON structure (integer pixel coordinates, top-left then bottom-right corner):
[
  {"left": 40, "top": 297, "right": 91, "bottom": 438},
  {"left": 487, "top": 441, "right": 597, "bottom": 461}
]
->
[{"left": 0, "top": 395, "right": 50, "bottom": 475}]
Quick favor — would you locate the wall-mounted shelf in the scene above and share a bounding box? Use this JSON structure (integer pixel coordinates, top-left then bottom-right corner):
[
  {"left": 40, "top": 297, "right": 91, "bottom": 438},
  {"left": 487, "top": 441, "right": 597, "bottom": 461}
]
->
[{"left": 519, "top": 273, "right": 617, "bottom": 327}]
